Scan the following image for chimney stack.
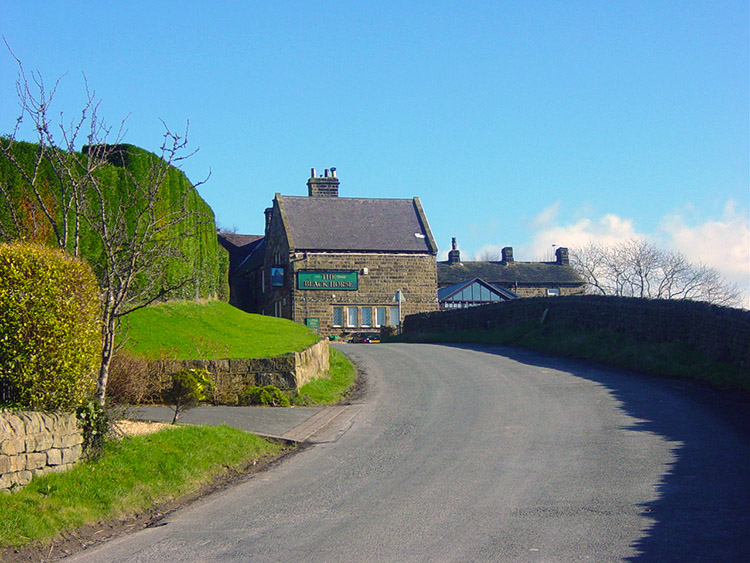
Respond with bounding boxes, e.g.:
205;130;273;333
264;207;273;234
307;167;340;197
555;247;569;265
448;237;461;264
502;247;514;263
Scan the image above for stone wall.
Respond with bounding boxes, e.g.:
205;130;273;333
0;411;83;493
404;295;750;370
150;338;330;404
290;253;438;336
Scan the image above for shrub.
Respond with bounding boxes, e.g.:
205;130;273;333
106;350;157;405
239;385;290;407
75;401;110;460
0;242;101;410
162;368;212;423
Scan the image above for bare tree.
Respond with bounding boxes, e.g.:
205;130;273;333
1;53;207;405
0;48;121;255
475;248;502;261
570;239;743;307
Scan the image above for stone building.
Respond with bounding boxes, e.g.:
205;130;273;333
225;169;439;336
437;238;585;308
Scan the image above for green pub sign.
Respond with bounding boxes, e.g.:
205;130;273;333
298;271;358;291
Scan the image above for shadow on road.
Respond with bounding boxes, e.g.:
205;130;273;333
441;343;750;561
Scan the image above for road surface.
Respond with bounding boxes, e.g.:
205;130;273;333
68;343;750;562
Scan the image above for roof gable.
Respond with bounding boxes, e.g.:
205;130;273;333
278;195;437;253
438;277;518;302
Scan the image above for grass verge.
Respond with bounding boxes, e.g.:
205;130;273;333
398;322;748;392
294;348;358;405
120;300;319;360
0;425;287;550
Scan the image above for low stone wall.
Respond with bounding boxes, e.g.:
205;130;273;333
150;338;330;404
0;411;83;493
404;295;750;370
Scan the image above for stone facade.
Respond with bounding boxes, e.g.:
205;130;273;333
0;411;83;493
232;170;439;336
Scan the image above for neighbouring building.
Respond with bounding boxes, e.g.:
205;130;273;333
437;238;585;308
225;168;439;336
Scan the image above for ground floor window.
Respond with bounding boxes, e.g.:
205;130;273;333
361;307;372;327
332;307;343;327
274;301;282;317
346;307;358;327
330;306;402;329
375;307;387;327
389;306;400;326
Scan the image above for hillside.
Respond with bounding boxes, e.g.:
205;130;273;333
0;140;228;301
120;300;320;360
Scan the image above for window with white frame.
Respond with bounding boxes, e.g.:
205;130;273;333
389;306;400;326
375;307;387;327
547;288;560;296
332;307;343;327
346;307;358;327
361;307;372;327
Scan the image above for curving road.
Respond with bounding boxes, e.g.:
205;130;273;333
68;343;750;562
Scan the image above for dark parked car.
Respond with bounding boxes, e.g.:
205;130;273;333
348;332;378;343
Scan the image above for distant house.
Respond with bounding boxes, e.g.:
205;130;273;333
224;169;439;335
437;238;584;308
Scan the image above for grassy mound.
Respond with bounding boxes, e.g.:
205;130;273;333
120;300;320;360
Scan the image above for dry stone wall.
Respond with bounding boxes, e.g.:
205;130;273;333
0;411;82;493
404;295;750;370
150;339;330;404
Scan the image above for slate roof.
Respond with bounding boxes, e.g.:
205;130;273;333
277;195;437;254
437;261;584;286
217;233;264;273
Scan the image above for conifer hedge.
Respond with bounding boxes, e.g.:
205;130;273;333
0;141;228;302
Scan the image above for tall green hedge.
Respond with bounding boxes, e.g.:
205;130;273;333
0;243;101;410
0;141;228;302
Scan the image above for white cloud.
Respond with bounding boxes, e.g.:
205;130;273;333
519;201;750;305
531;202;561;229
659;200;750;288
522;214;642;260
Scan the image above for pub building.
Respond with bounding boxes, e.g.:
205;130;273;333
222;168;439;336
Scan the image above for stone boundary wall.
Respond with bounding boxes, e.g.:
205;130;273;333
150;338;330;404
404;295;750;370
0;411;83;493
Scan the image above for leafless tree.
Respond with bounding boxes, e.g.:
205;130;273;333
475;248;502;261
1;51;207;405
570;239;743;307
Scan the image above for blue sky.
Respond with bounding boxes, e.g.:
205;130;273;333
1;1;748;298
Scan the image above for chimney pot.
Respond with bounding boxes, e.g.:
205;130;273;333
448;237;461;264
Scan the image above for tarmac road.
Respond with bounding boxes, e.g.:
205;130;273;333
67;343;750;562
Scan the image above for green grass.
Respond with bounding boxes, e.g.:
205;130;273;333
399;322;749;392
295;348;358;405
0;425;286;549
120;300;320;360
